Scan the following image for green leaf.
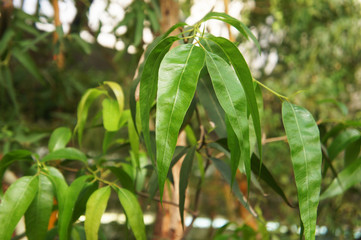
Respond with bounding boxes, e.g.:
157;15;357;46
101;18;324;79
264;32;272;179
48;127;72;152
200;12;260;52
210;157;256;217
0;30;15;55
250;154;293;207
58;175;90;240
197;75;227;138
102;98;121;132
139;36;179;163
25;175;54;240
205;50;250;188
225;116;242;179
282;101;322;240
207;35;262;163
179;146;195;227
12;48;43;83
41;147;87;163
128;116;140;166
71;181;99;223
114;187;146;240
0;176;39;240
327;129;360;160
85;186;111;240
103;81;124;119
0;149;33;181
320;157;361;200
156;44;205;199
134;10;145;46
74;88;107;145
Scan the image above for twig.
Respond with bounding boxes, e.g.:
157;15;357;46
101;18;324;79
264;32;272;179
136;191;198;217
262;135;287;144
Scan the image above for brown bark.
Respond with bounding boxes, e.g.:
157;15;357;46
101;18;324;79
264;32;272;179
52;0;65;69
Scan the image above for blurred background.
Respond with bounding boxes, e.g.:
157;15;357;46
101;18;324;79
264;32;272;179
1;0;361;239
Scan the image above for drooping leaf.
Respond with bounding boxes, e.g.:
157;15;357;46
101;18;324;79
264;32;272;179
0;149;33;181
282;101;322;240
327;129;360;161
102;98;121;132
0;30;15;55
0;176;39;240
74;88;107;145
139;36;179;163
200;12;260;52
156;44;205;199
207;35;262;163
25;174;54;240
85;186;111;240
205;50;250;188
41;147;87;163
210;157;256;217
179;146;195;227
114;187;146;240
134;10;145;46
320;157;361;200
197;75;227;138
58;175;90;240
251;154;293;207
48;127;72;152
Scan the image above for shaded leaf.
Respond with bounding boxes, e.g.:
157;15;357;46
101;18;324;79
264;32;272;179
206;50;250;187
48;127;72;152
344;138;361;167
114;187;146;240
282;101;322;240
108;166;135;192
85;186;111;240
320;157;361;200
156;44;205;199
197;75;227;138
41;147;87;163
25;175;54;240
179;146;195;227
0;176;39;240
251;154;293;207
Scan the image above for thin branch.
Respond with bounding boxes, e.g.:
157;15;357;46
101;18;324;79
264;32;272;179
262;135;288;144
136;191;198;217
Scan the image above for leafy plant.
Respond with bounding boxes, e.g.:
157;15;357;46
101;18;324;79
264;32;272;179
1;11;360;240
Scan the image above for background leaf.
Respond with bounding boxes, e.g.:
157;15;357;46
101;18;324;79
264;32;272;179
85;186;111;240
156;44;205;199
48;127;72;152
0;176;39;240
0;149;33;181
282;101;322;240
320;157;361;200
